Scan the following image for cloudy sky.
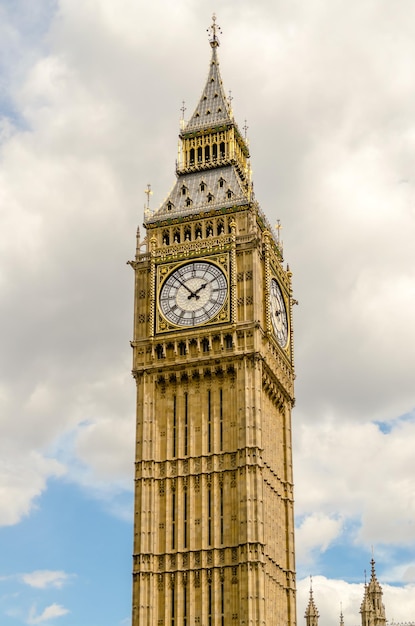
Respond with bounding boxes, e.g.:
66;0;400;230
1;1;415;625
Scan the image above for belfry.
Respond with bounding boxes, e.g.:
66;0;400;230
130;16;297;625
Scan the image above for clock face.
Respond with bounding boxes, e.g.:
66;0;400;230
159;261;228;327
270;278;289;347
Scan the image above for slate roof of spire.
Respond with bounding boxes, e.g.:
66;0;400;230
146;165;250;223
183;46;233;133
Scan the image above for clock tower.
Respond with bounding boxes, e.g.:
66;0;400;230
130;16;296;626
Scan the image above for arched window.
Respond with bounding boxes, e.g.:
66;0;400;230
184;226;191;241
212;144;218;161
189;148;195;165
186;197;192;207
162;230;170;245
197;147;202;163
205;145;210;162
207;193;213;203
200;181;206;192
195;224;202;239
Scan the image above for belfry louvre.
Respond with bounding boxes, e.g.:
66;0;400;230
129;16;296;626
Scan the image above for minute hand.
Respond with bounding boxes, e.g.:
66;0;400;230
176;278;197;298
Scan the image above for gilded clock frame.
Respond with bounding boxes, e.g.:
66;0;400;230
155;253;231;334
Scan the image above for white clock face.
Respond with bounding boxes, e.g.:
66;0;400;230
159;261;228;327
270;278;289;347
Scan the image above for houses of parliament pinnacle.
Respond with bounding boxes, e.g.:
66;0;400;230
129;15;392;626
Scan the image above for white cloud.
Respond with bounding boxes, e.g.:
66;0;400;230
294;416;415;546
0;449;64;526
296;514;343;566
27;603;69;625
21;570;71;590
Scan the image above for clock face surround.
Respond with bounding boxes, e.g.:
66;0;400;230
159;261;228;327
270;278;289;348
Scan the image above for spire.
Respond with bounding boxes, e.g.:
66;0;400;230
360;557;386;626
340;603;345;626
147;16;252;224
305;577;319;626
184;15;234;133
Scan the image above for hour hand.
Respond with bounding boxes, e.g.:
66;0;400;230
193;283;207;297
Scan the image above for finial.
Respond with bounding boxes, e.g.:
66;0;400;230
207;13;221;48
144;184;153;212
275;219;282;245
310;575;313;594
180;101;186;121
243;119;249;139
228;90;233;105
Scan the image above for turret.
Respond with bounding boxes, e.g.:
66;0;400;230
360;558;386;626
305;578;320;626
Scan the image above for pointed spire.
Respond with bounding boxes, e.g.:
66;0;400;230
340;602;345;626
360;557;386;626
183;15;241;135
305;577;319;626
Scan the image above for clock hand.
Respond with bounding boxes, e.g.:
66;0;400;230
192;282;207;296
176;277;197;297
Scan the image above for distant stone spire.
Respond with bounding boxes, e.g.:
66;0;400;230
360;557;386;626
340;603;345;626
305;577;319;626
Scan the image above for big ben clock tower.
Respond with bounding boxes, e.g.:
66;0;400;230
130;16;296;626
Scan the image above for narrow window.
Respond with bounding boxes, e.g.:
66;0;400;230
190;148;195;165
227;189;232;199
221;581;225;626
220;142;225;159
197;147;202;162
184;585;188;626
184;392;188;456
207;193;213;203
163;231;170;245
183;490;188;548
156;345;164;359
200;181;205;192
186;197;192;207
220;486;224;544
207;390;212;453
208;580;212;626
179;341;186;356
173;395;177;457
167;201;173;211
212;144;218;161
202;338;210;352
181;185;187;196
171;582;175;626
219;388;223;451
172;491;176;550
205;145;210;161
208;488;212;545
219;178;225;188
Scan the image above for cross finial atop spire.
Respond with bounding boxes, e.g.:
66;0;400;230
207;13;221;48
